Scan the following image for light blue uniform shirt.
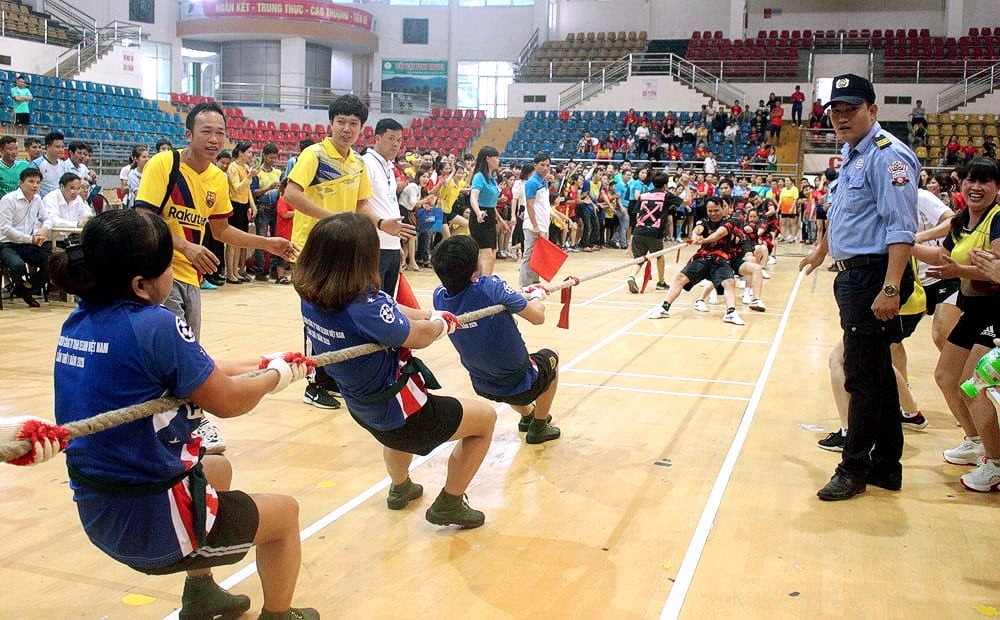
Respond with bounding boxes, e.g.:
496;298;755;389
827;121;919;260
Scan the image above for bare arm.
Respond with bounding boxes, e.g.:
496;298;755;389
516;298;545;325
189;366;280;418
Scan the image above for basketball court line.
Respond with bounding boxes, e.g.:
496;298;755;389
658;269;807;620
559;382;751;401
625;332;774;345
562;368;756;386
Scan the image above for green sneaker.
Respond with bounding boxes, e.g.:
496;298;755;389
258;607;320;620
525;419;561;445
518;413;553;432
387;478;423;510
425;491;485;529
179;575;252;620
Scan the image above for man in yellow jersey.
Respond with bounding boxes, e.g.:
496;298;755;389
285;94;414;409
136;101;297;453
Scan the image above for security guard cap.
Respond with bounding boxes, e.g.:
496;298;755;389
825;74;876;107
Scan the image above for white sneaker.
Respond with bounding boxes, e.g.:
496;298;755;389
761;269;771;279
741;289;753;305
736;277;746;290
961;457;1000;492
649;304;670;319
749;298;766;312
767;256;777;265
723;310;745;325
944;436;985;465
708;289;720;304
193;418;226;455
692;299;709;312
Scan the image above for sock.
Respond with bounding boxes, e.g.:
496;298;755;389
840;428;847;436
662;301;671;311
902;410;919;418
726;307;736;314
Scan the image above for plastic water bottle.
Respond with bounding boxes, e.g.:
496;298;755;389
961;347;1000;398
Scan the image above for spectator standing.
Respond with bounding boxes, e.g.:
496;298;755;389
224;141;257;284
519;153;551;289
634;121;651;158
769;101;785;144
251;143;283;281
23;137;42;162
0;135;29;195
799;74;919;501
790;85;806;127
909;99;927;128
11;75;32;136
29;131;65;196
362;118;410;296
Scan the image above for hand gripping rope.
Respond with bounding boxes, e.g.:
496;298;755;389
0;241;690;463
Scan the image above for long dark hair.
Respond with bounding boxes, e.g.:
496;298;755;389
951;156;1000;238
472;146;499;182
48;210;173;304
293;213;381;311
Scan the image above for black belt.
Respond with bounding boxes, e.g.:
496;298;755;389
833;254;887;272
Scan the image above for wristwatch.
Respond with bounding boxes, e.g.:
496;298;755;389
882;284;899;297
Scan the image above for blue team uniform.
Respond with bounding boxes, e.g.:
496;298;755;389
54;300;219;571
302;290;430;431
432;275;533;397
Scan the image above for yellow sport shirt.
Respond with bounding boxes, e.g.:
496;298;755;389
135;149;233;287
288;138;373;250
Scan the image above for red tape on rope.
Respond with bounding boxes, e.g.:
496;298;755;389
556;276;580;329
640;256;652;293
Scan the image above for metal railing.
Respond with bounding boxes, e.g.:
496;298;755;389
880;57;1000;85
556;52;746;110
935;62;1000;112
0;9;82;46
40;0;95;35
515;28;539;73
210;81;442;115
54;21;144;78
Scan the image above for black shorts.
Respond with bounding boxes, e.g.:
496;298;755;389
631;233;663;258
354;393;463;456
948;293;1000;349
14;112;29;126
922;278;960;316
815;206;827;220
681;258;734;290
469;208;498;249
780;213;796;219
229;200;251;233
473;349;559;407
891;312;923;344
139;490;259;575
444;209;459;223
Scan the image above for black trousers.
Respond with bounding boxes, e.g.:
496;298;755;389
0;242;50;290
833;259;912;478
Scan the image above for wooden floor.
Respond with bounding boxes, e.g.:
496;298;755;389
2;244;999;619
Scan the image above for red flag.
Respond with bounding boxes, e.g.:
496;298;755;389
396;274;420;310
640;257;652;293
529;236;569;282
556;276;579;329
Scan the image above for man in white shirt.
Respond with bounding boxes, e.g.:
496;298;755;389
362;118;415;296
43;171;93;244
519;152;552;289
29;131;65;197
0;167;50;306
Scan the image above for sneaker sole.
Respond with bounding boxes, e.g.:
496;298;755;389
518;414;552;433
425;511;485;529
944;454;981;466
179;598;252;620
627;279;639;294
960;478;1000;492
302;395;341;410
901;421;928;430
387;487;423;510
817;443;844;452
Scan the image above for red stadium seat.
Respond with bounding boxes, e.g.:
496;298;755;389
692;30;701;39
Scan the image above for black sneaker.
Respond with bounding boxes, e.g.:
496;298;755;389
526;419;561;444
817;430;845;452
387;478;423;510
303;384;340;409
655;281;669;291
425;491;485;529
900;410;928;430
518;413;552;432
257;608;320;620
179;575;252;620
255;273;269;282
17;287;40;308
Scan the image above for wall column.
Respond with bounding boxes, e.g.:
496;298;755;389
281;37;306;108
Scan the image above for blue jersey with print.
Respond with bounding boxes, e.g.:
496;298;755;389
432;275;533;396
54;300;216;570
302;291;421;430
471;171;499;208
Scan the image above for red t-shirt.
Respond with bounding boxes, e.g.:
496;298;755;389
276;196;294;240
791;91;806;103
770;106;784;126
730;105;743;118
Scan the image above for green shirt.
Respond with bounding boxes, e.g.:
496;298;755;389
0;159;28;195
11;86;31;114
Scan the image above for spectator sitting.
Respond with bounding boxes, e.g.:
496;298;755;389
577;131;596;154
962;141;978;164
944;135;961;165
713;106;729;133
682;120;697;144
623;108;638;131
694;141;709;162
0;167;50;306
911;123;928;147
724;120;739;142
43;172;93;245
125;146;150;209
730;99;744;122
695;123;709;143
667;144;684;162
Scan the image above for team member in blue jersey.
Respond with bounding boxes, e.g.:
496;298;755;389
431;234;561;444
50;209;317;620
294;212;497;529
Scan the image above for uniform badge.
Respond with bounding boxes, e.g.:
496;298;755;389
206;191;216;207
888;160;910;186
176;316;196;343
836;77;850;88
854;157;864;170
379;302;396;324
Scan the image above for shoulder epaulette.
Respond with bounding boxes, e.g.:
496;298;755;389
873;134;892;149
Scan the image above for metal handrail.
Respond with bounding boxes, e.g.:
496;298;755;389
556;52;745;110
40;0;95;35
935;62;1000;112
211;82;441;115
54;20;144;78
516;28;539;73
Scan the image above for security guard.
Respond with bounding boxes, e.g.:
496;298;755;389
800;74;919;501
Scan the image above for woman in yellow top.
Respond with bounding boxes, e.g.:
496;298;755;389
226;141;258;283
912;157;1000;484
435;160;466;240
776;177;799;243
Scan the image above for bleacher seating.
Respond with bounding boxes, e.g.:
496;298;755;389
920;112;999;166
0;0;80;47
517;31;648;81
395;108;484;156
1;70;184;160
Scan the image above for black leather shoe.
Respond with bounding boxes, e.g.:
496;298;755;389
866;468;902;491
817;473;866;501
19;289;40;308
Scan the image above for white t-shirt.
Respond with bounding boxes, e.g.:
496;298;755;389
522;173;550;234
42;188;93;240
361;149;400;250
915;187;953;285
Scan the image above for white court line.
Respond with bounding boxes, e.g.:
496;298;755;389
562;368;756;386
658;269;807;620
626;332;773;345
163;291;660;620
579;284;628;306
560;382;750;402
